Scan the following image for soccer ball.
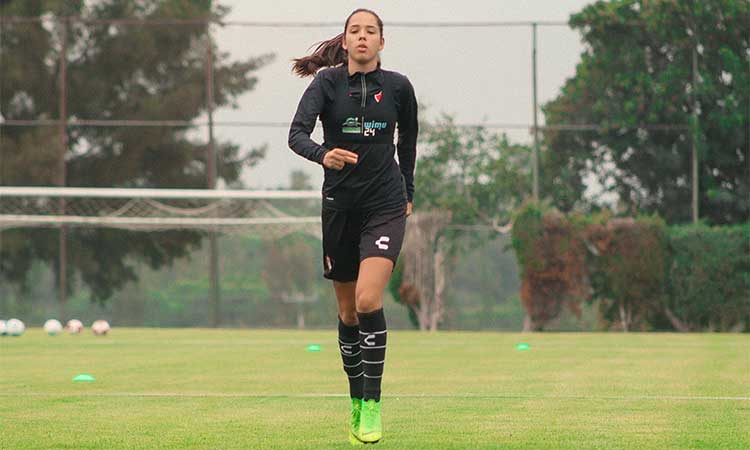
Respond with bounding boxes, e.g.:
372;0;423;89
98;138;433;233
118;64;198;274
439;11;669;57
7;318;25;336
44;319;63;336
66;319;84;334
0;320;7;336
91;320;110;336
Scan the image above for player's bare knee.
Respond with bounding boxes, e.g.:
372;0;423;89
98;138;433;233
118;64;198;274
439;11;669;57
338;308;358;326
355;290;382;313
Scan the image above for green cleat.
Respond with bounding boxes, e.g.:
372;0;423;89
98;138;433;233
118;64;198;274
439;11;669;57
348;397;364;445
358;399;383;444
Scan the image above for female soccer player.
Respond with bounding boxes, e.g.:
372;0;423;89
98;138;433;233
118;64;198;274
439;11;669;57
288;8;418;445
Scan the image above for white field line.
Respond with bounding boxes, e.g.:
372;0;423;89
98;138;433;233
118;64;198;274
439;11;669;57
0;393;748;401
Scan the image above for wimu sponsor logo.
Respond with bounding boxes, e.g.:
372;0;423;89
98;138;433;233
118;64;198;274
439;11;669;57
342;117;388;136
364;120;388;136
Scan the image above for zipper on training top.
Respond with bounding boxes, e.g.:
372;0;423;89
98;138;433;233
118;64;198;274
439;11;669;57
361;75;366;136
360;75;366;109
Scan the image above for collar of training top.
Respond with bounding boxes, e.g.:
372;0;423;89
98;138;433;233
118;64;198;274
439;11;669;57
347;66;382;80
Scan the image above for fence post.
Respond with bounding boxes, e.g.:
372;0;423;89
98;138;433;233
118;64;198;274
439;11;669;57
531;22;540;201
58;17;69;316
691;47;700;224
205;20;221;327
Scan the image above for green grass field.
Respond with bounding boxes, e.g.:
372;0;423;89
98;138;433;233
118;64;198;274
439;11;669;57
2;328;749;449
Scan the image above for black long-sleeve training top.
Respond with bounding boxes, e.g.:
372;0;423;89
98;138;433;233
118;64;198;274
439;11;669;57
288;66;418;212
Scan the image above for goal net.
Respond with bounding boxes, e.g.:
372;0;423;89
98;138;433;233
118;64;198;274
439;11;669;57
0;186;329;327
0;186;322;237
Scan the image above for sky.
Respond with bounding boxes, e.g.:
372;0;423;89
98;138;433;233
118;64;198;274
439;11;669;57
210;0;595;189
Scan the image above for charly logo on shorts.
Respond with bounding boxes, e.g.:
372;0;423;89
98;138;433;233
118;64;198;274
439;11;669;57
375;236;390;250
342;117;362;134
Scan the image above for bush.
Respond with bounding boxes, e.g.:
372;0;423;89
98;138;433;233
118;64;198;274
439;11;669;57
511;202;587;330
666;224;750;331
511;204;748;332
586;216;669;331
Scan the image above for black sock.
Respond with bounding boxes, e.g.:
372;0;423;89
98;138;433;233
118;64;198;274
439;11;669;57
358;308;387;402
338;317;364;399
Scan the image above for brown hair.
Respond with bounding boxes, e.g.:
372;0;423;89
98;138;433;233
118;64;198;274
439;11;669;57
292;9;383;77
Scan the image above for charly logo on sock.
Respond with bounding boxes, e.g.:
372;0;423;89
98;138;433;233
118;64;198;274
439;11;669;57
363;334;376;346
375;236;390;250
340;343;354;355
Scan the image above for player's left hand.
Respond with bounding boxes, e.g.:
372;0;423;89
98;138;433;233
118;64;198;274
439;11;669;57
406;202;413;217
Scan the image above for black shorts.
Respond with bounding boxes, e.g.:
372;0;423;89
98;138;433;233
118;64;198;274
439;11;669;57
321;206;407;282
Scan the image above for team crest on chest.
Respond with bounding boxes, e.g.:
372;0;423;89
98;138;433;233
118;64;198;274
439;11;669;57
374;91;383;103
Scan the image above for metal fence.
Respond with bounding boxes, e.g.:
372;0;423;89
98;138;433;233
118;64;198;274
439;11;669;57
0;15;697;198
0;16;702;326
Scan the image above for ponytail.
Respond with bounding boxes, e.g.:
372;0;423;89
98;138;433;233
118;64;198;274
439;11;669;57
292;33;347;78
292;9;384;78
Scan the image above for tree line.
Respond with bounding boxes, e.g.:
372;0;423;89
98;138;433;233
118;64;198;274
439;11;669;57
1;0;747;330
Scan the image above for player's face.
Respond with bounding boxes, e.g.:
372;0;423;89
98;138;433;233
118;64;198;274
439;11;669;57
342;12;384;66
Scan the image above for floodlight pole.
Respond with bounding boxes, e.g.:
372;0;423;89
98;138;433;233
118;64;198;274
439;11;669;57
58;18;69;316
206;21;221;327
531;22;540;201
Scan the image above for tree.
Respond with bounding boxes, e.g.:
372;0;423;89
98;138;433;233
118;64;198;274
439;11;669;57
261;233;319;329
390;115;531;329
0;0;273;302
288;169;312;191
542;0;749;225
415;114;531;229
396;210;451;331
260;171;321;328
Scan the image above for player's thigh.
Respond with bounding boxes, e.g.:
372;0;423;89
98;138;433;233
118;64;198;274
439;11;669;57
356;257;395;298
355;207;406;310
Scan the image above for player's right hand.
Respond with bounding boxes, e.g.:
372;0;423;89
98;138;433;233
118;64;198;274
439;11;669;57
323;148;358;170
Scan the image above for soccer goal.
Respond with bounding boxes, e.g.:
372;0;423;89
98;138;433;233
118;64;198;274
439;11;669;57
0;186;322;236
0;186;326;327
